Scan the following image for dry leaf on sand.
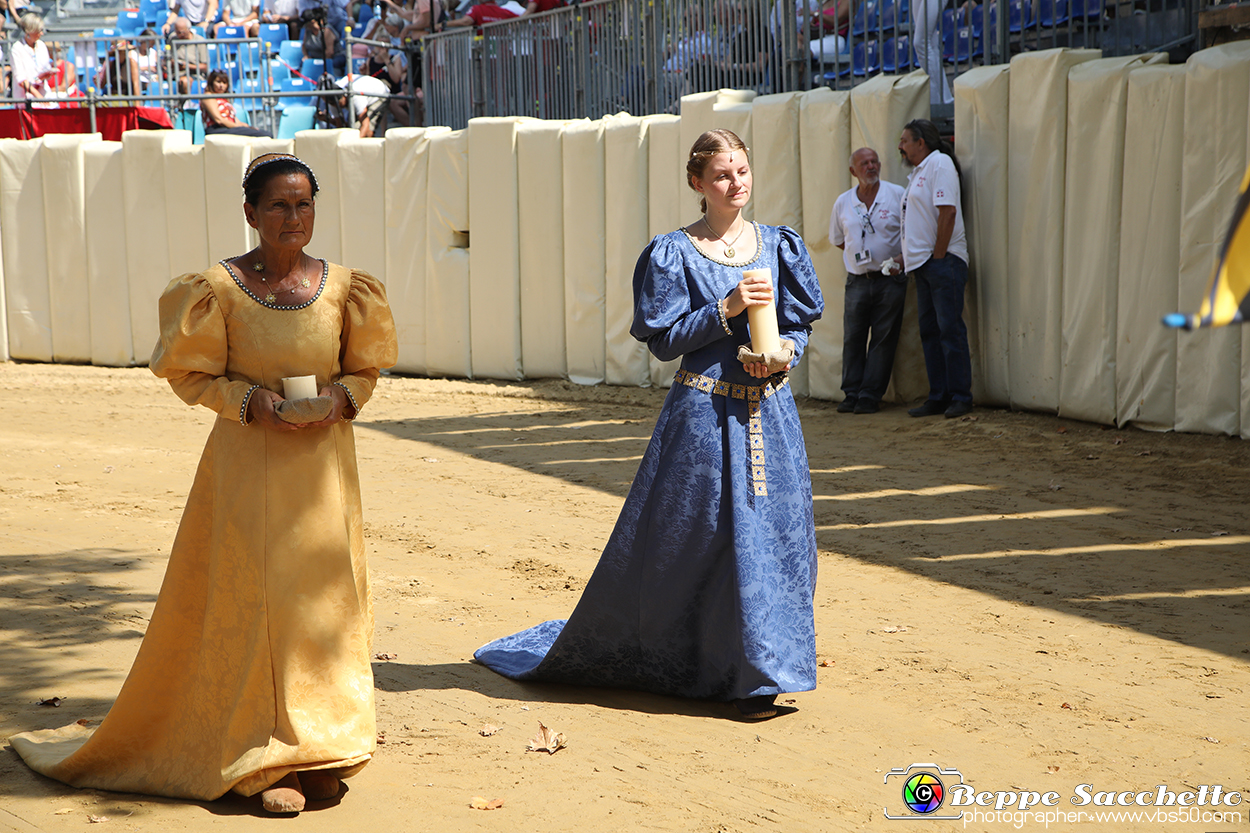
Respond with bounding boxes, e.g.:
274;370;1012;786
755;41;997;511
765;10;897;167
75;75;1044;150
37;696;64;707
87;815;110;823
526;721;566;754
479;724;500;737
374;652;398;661
52;809;74;815
1046;766;1060;774
470;796;505;810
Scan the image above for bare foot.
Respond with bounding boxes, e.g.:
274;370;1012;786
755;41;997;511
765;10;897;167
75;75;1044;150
297;770;341;801
261;772;305;814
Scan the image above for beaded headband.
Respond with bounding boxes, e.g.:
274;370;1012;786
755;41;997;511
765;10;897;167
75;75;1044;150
242;153;319;194
688;146;751;160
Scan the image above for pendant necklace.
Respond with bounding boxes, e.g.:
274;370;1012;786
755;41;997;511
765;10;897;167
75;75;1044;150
254;257;310;304
706;217;747;259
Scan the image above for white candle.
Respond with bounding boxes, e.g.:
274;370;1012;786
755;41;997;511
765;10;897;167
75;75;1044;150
282;375;318;401
743;268;781;354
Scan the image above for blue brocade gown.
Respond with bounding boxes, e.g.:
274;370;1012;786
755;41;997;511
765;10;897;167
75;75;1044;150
474;223;825;702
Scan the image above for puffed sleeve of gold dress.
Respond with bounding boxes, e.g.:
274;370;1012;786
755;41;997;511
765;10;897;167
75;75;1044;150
8;262;399;800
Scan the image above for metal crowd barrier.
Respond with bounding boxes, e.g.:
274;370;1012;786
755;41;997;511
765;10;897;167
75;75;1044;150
422;0;1201;130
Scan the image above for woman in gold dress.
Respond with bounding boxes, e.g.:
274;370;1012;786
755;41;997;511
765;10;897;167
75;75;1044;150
9;153;398;814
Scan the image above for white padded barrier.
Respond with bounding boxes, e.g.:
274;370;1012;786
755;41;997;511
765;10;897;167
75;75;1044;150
1175;43;1250;435
467;117;524;381
562;119;607;385
202;137;253;263
165;143;209;279
124;130;191;365
849;72;930;403
83;141;134;367
644;114;683;388
425;128;472;378
798;87;852;402
1116;65;1185;431
751;91;809;395
1;138;51;361
517;120;568;380
1006;48;1100;412
1059;54;1163;424
954;65;1010;406
295;128;354;266
41;134;97;363
338;136;387;281
386;127;447;375
604;114;653;387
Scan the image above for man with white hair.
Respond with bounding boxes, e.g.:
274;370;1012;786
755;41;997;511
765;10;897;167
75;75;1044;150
828;146;907;414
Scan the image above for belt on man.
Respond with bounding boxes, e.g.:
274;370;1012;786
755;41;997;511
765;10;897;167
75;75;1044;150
673;367;789;497
851;269;886;279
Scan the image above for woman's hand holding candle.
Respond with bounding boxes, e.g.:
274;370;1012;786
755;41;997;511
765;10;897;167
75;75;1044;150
725;271;774;319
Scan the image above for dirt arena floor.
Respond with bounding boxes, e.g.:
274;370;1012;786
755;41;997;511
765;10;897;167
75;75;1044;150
1;361;1247;833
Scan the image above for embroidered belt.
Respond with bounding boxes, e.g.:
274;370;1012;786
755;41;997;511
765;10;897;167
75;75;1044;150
674;367;789;497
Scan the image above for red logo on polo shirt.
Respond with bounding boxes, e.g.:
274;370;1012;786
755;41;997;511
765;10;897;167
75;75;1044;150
936;190;944;198
916;176;925;187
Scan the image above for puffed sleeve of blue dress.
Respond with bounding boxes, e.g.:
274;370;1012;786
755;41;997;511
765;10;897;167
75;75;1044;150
474;224;825;703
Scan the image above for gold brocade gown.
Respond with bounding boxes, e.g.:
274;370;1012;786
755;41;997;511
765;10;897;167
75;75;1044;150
9;261;398;800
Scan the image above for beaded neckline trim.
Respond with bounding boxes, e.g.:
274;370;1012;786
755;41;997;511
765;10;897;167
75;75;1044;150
222;257;328;310
680;221;763;267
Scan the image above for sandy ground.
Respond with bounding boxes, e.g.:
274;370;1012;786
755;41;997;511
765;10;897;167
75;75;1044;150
0;361;1247;833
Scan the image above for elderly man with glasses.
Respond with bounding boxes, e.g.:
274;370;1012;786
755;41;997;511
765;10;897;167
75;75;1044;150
828;146;907;415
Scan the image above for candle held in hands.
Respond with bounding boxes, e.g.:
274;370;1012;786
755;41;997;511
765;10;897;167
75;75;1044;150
281;375;318;401
742;268;781;354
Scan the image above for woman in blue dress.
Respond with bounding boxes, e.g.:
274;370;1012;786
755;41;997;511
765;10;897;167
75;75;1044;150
475;129;824;719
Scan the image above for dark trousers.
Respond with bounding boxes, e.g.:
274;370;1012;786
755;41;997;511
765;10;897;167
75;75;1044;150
912;253;972;404
841;270;908;404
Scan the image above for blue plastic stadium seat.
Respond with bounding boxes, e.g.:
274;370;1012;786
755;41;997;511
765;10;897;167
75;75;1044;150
881;35;912;72
277;104;317;138
93;27;120;57
238;76;262;109
849;1;877;37
267;58;291;85
280;76;316;107
1008;0;1032;32
116;10;144;34
236;41;262;74
356;2;374;26
259;23;287;52
822;40;880;80
300;57;325;79
218;24;245;52
140;0;166;25
278;39;303;66
943;22;973;62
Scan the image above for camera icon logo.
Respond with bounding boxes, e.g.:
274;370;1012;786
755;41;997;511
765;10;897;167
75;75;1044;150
883;763;966;820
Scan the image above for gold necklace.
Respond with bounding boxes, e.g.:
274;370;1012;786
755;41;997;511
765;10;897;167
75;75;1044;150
706;216;748;259
254;257;310;304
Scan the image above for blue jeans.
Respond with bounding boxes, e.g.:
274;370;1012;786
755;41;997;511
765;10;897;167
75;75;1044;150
912;254;972;404
842;271;908;404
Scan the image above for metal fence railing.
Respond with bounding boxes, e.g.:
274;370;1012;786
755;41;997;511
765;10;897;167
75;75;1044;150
424;0;1202;131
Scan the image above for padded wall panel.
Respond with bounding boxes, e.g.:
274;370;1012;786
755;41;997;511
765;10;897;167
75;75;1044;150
1006;48;1100;411
1059;54;1162;424
1;139;50;361
562;119;606;385
0;219;6;361
604;114;652;387
124;130;191;365
385;127;447;375
954;65;1010;405
425;128;472;378
517;120;567;380
645;114;683;387
1175;43;1250;434
467;117;524;380
41;134;97;363
83;142;134;366
1115;66;1184;431
203;137;252;263
849;70;929;188
164;143;209;279
250;138;295;156
338;136;387;281
295;128;353;266
850;72;929;403
798;87;851;401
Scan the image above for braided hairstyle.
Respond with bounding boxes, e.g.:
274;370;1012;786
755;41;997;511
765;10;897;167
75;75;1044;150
686;128;749;214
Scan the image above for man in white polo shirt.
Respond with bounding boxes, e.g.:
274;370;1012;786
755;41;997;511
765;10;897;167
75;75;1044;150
898;118;972;419
828;146;907;415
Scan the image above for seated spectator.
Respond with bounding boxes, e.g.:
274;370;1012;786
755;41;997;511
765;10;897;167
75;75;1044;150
301;9;337;62
169;17;210;94
10;13;56;106
2;0;31;34
444;0;523;29
135;29;162;89
163;0;219;35
214;0;260;37
363;26;410;124
95;39;141;101
334;72;389;137
260;0;302;40
200;69;271;135
684;0;772;93
44;43;84;106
